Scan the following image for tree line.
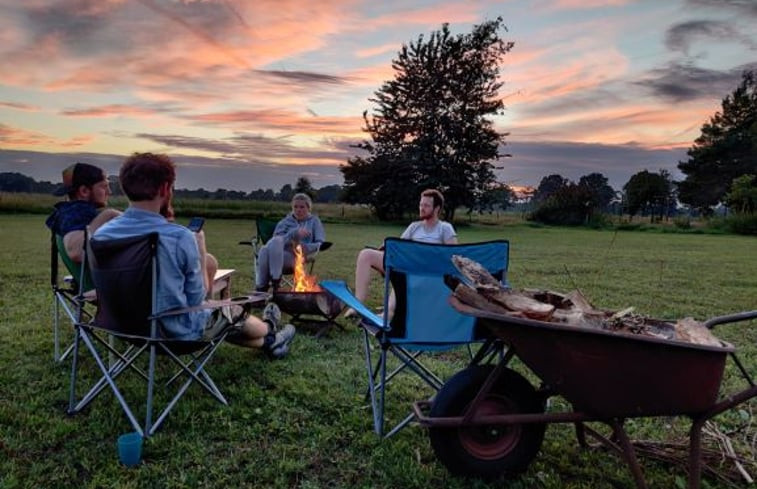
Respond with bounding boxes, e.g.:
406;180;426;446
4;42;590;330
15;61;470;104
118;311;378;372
0;173;343;204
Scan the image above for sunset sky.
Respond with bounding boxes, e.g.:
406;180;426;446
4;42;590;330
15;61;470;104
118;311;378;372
1;0;756;192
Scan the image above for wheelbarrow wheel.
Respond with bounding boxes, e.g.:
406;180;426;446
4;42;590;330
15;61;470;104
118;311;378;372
429;365;546;480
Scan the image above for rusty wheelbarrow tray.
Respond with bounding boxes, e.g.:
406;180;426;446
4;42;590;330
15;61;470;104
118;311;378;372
413;297;757;489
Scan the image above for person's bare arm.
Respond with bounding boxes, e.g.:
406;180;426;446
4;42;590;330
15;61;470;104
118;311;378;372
63;230;85;262
194;230;210;293
63;208;122;263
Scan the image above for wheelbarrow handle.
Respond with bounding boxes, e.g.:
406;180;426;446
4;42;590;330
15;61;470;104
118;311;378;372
704;310;757;329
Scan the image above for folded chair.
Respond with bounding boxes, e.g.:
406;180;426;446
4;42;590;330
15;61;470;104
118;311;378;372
238;217;332;289
50;230;96;362
67;232;266;437
320;238;509;438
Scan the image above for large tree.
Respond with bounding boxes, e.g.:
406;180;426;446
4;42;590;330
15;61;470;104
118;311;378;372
578;172;616;211
678;70;757;214
532;174;569;203
341;18;514;221
623;170;675;221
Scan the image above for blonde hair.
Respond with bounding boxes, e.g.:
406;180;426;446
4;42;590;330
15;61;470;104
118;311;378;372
292;193;312;209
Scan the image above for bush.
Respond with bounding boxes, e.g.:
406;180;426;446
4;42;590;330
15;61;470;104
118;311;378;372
724;213;757;235
673;216;692;229
528;185;595;226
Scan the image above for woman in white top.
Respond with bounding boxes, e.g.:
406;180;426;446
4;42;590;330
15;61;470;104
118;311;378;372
345;189;457;318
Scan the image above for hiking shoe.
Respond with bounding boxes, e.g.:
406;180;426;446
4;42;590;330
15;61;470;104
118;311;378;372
262;302;281;332
266;324;296;359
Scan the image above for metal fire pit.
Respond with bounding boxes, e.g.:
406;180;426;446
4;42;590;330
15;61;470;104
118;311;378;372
272;290;345;337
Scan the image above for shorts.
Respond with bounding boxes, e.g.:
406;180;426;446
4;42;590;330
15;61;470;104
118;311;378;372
202;304;247;340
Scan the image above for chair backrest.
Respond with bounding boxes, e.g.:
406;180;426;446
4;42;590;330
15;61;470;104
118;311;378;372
88;233;158;336
255;218;279;246
383;237;509;348
52;232;95;292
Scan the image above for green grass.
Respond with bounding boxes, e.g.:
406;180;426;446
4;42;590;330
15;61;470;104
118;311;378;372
2;214;757;488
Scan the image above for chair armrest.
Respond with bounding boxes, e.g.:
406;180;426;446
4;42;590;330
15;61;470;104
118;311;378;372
318;241;333;252
319;280;385;331
150;292;269;320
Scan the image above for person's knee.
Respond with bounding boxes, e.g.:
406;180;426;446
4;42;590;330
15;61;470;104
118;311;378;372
206;252;218;276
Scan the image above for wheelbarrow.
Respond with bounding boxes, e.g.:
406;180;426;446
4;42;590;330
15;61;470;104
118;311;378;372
412;297;757;489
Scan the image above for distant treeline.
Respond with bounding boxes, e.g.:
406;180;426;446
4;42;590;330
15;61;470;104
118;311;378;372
0;172;344;203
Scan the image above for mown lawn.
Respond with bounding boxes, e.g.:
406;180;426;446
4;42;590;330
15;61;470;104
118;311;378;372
1;213;756;489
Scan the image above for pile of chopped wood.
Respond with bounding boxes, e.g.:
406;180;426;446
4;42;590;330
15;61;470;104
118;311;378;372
450;255;721;346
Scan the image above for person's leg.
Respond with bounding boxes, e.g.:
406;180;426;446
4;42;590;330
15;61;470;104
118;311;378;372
267;236;286;284
227;303;295;358
345;248;385;318
255;244;271;290
355;248;385;302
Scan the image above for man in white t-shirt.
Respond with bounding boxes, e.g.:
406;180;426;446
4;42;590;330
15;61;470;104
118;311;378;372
345;189;457;318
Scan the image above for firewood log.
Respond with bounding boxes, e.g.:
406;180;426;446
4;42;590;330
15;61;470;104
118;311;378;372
480;288;556;320
452;255;502;290
674;317;722;346
452;282;511;315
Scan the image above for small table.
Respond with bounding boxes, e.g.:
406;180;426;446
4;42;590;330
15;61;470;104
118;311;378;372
212;269;235;299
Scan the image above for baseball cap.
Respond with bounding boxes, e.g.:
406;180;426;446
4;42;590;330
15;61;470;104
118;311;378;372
53;162;105;196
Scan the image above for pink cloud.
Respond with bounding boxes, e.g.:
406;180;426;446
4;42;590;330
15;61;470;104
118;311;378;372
60;104;159;118
368;3;480;28
0;123;93;148
188;108;363;136
355;43;400;59
0;101;40;111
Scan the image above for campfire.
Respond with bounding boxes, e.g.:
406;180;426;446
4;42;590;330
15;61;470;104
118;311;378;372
272;244;344;336
292;244;321;292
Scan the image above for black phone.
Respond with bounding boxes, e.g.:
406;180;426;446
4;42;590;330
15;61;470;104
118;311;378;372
187;217;205;232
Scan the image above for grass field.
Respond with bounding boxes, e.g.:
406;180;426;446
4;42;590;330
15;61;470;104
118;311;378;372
1;213;756;488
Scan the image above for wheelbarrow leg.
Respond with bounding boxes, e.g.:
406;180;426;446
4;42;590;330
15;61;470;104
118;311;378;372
610;419;648;489
687;417;705;489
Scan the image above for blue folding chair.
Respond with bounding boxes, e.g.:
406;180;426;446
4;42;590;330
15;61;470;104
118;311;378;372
321;237;509;437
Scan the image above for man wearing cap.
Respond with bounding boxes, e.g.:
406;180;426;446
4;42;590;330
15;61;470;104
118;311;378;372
45;162;121;263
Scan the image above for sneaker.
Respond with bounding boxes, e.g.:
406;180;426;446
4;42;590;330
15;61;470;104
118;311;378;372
266;324;296;359
262;302;281;332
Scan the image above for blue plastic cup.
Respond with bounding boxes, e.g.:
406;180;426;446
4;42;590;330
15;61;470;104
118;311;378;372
117;432;143;467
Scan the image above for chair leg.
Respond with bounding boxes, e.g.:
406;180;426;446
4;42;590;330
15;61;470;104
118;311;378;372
145;343;157;436
67;326;82;414
78;328;145;436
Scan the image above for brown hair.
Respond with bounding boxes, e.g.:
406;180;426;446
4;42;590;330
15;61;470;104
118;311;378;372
119;152;176;201
421;188;444;211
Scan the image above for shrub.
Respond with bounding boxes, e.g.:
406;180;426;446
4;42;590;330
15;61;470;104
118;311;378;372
724;213;757;235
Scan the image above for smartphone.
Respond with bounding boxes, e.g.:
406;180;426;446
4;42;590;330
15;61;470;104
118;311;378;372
187;217;205;232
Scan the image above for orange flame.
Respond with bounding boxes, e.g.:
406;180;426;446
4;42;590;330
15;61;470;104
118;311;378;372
293;244;321;292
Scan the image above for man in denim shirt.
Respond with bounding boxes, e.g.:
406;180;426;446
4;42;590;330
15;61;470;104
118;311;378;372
95;152;295;358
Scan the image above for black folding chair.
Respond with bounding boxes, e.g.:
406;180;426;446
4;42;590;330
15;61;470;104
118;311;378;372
67;232;266;436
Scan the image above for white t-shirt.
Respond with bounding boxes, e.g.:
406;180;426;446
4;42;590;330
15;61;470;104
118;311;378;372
400;220;456;244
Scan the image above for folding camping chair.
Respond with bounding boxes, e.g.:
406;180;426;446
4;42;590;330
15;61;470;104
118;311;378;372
67;232;266;437
50;230;96;362
238;217;332;290
320;238;509;438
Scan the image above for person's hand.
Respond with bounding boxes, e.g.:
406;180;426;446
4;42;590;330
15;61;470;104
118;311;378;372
296;227;311;239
